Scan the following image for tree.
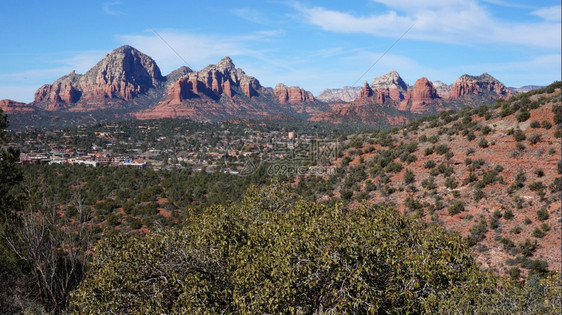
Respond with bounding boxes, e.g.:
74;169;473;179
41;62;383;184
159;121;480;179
1;109;92;312
72;184;511;314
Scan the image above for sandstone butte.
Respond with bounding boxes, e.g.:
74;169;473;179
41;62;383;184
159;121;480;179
3;45;519;127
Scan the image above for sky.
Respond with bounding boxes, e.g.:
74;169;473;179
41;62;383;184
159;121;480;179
0;0;560;102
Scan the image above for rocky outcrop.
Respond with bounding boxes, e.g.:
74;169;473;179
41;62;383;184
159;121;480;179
138;56;322;121
370;71;408;102
358;81;374;100
399;77;440;113
273;83;315;104
432;81;450;97
316;86;362;103
34;45;165;109
0;99;36;114
448;73;512;100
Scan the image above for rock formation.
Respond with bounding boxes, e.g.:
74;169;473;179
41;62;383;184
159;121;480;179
316;86;362;103
448;73;512;100
370;71;409;102
273;83;315;104
34;45;165;109
0;99;36;114
399;77;441;113
432;81;451;97
358;81;374;99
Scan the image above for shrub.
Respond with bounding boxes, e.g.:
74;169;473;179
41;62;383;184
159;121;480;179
532;227;546;238
510;226;521;234
478;138;489;148
541;120;552;129
404;169;415;184
513;129;526;142
448;201;465;215
528;134;541;145
519;239;537;257
70;185;497;314
536;208;549;221
516;111;530;122
445;177;458;189
528;181;545;191
424;160;436;169
529;121;540;128
434;144;450;155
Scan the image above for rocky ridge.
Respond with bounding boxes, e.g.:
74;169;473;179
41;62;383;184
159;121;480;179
0;99;37;114
312;71;513;125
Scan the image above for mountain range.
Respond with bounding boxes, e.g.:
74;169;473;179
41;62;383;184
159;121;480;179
0;45;531;129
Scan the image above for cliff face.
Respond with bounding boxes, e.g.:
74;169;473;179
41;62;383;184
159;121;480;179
137;57;321;120
370;70;409;103
0;99;37;114
311;72;513;125
34;45;165;110
21;45;517;128
316;86;362;103
273;83;315;105
448;73;512;100
399;77;441;113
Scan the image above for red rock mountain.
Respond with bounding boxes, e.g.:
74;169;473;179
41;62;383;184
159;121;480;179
34;45;165;111
28;46;320;121
3;46;519;129
136;56;322;120
0;99;37;114
312;72;513;125
399;77;444;113
448;73;512;100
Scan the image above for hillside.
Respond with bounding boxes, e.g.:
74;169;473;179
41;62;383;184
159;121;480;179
304;82;561;276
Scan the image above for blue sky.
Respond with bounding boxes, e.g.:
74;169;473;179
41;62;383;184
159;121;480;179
0;0;560;102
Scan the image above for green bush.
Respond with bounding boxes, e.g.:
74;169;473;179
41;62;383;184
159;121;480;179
536;208;549;221
516;111;530;122
448;201;465;215
71;185;496;314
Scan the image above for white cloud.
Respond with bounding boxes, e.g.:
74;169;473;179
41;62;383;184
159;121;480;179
55;50;108;74
295;1;561;49
115;30;276;74
103;2;124;15
531;5;561;22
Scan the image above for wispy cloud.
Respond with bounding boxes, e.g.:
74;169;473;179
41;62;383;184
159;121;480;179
294;1;561;50
115;29;279;74
531;5;561;22
103;2;124;15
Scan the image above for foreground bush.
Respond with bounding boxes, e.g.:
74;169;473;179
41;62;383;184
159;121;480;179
71;185;560;314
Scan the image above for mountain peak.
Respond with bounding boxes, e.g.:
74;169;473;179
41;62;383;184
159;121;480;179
449;73;511;99
371;71;408;92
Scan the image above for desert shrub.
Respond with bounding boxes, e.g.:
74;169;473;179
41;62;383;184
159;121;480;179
448;201;465;215
516;111;530;122
71;185;500;314
536;208;549;221
530;121;540;128
541;120;552;129
424;160;436;169
528;134;541;145
478;138;489;148
503;209;514;220
532;227;546;238
434;144;450;155
404;169;415;184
